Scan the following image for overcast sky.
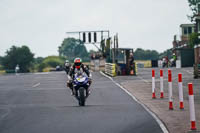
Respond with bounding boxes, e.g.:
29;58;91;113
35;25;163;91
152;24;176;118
0;0;191;57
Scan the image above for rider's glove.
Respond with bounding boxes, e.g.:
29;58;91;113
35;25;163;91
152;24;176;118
68;75;72;81
88;76;92;85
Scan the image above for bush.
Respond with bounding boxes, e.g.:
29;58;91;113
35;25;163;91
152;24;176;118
0;70;5;75
43;67;54;72
0;65;3;70
37;56;64;72
38;63;47;72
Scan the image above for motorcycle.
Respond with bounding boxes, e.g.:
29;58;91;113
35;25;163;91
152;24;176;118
73;72;90;106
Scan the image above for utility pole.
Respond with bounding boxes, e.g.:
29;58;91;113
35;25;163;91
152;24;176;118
112;36;116;63
116;33;119;63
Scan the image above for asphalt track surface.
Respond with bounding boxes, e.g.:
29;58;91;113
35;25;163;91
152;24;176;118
0;72;162;133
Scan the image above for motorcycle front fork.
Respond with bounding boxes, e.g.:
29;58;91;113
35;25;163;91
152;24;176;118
73;88;90;97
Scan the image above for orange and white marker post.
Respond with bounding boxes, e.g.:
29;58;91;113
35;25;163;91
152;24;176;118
178;73;184;109
152;69;156;99
160;69;164;98
188;83;196;130
168;69;173;110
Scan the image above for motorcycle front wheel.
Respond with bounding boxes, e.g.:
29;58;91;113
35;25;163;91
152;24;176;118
78;87;85;106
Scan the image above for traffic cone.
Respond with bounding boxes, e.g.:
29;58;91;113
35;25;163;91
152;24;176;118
130;70;134;75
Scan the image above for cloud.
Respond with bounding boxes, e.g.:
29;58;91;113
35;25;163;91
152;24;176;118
0;0;192;57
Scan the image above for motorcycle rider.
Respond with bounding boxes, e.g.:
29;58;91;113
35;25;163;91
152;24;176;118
64;60;70;74
171;53;177;67
67;58;92;96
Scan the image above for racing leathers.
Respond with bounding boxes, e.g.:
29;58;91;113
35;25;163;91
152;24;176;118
64;62;70;74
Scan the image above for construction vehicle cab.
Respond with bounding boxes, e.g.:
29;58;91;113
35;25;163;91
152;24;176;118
113;48;136;75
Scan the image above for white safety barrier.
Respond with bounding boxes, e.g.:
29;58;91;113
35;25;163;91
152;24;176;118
176;60;181;68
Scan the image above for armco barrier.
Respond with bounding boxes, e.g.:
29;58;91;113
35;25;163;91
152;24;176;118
135;62;138;75
0;70;5;75
105;63;116;77
135;60;152;68
5;69;15;73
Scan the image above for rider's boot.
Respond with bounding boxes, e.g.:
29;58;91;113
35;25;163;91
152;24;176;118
70;90;75;96
70;87;76;96
67;81;75;96
72;88;76;96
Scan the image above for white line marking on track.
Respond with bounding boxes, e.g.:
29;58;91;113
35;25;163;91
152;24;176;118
137;76;150;83
184;70;193;74
32;83;40;88
0;108;10;120
100;71;169;133
34;72;50;75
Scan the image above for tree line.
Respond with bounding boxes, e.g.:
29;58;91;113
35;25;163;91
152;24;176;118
134;48;172;60
0;37;171;73
0;38;91;73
